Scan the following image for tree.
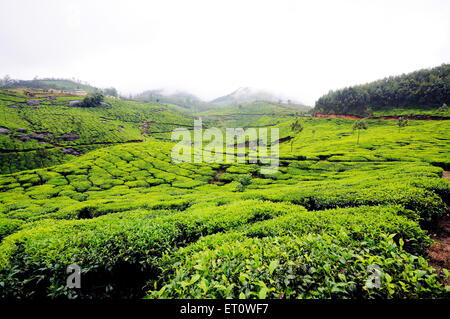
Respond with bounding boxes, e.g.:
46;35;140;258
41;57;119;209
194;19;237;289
290;118;304;152
103;87;118;97
1;75;11;86
397;117;408;131
80;92;104;107
352;119;368;144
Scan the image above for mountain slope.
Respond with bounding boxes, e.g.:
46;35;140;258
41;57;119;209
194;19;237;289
0;89;193;174
211;87;307;109
0;78;99;93
134;89;211;111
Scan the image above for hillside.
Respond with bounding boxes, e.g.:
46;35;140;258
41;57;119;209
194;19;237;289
0;89;193;174
314;64;450;116
133;89;211;111
0;78;100;94
211;87;308;110
134;87;310;113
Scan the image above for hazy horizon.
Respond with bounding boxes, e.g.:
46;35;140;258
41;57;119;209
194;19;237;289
1;0;449;105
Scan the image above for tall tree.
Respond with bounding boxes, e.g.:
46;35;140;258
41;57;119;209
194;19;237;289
352;120;368;144
397;117;408;131
290;118;304;152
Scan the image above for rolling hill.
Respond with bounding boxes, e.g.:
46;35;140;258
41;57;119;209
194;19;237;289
0;89;193;174
133;89;210;111
0;78;100;93
211;87;309;111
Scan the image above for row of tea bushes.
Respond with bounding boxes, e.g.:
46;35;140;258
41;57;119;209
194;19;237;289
0;200;299;298
148;205;447;299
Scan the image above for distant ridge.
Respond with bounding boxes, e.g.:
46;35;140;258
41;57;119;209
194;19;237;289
210;87;305;107
133;89;209;110
0;77;99;93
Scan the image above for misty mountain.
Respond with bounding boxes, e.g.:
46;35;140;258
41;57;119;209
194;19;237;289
133;89;210;110
210;87;308;110
314;63;450;116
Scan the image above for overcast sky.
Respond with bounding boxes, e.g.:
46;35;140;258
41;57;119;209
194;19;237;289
1;0;449;105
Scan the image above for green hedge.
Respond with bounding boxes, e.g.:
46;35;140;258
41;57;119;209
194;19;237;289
0;200;299;298
148;233;448;299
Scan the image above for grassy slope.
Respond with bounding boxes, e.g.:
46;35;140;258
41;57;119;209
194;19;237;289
278;118;450;169
0;90;193;174
372;107;450;118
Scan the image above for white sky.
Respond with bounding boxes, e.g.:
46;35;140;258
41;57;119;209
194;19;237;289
0;0;449;105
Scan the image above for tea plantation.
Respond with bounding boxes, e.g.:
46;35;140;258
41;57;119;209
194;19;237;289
0;90;449;299
0;89;193;174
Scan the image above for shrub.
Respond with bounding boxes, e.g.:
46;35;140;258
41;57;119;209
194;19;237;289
0;200;301;298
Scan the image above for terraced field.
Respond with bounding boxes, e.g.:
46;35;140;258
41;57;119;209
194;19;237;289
0;89;193;174
0;94;449;299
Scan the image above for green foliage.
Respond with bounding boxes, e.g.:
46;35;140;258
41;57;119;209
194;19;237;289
290;118;304;133
0;200;297;298
398;117;408;131
79;93;104;108
0;218;23;241
235;174;252;192
149;232;444;299
315;64;450;115
352;119;368;144
0;89;194;174
290;118;304;152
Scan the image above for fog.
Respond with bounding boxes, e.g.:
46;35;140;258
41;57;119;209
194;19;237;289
0;0;449;105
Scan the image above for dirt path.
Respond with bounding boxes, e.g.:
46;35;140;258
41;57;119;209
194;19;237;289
140;120;149;142
443;171;450;181
426;171;450;285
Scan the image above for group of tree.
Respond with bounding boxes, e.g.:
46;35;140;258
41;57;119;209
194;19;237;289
79;93;104;107
103;87;118;97
314;64;449;115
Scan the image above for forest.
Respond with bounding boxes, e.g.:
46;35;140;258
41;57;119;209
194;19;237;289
314;64;449;116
